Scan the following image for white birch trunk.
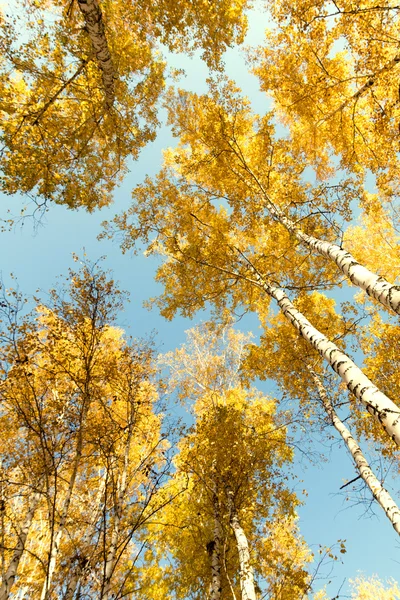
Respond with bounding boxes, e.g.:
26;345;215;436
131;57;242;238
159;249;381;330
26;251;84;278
63;472;107;600
101;423;135;600
63;562;88;600
40;433;84;600
252;272;400;445
77;0;115;108
264;198;400;315
308;366;400;536
209;493;222;600
14;586;29;599
227;490;256;600
0;489;42;600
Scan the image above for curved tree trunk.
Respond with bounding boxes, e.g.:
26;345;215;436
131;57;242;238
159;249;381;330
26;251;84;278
77;0;115;108
227;489;256;600
308;366;400;536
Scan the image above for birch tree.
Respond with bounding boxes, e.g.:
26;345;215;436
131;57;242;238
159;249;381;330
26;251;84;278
307;366;400;536
0;262;168;599
162;84;400;315
242;298;400;538
252;0;400;208
347;313;400;465
138;325;311;600
105;85;400;444
0;0;250;210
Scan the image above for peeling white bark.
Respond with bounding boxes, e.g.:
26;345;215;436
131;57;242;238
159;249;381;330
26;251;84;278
308;366;400;536
0;488;42;600
267;202;400;315
249;269;400;445
77;0;115;108
227;490;256;600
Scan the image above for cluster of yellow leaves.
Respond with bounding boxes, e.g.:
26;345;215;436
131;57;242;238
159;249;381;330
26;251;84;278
316;576;400;600
0;264;166;598
252;0;400;202
135;325;312;599
165;392;309;597
256;517;311;600
107;80;349;324
350;576;400;600
0;0;251;209
344;193;400;301
162;321;252;405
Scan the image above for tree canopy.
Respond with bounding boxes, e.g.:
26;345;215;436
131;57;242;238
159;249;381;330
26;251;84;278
0;0;400;597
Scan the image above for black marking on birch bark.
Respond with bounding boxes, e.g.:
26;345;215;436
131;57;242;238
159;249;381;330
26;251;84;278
341;365;353;377
388;285;400;310
346;380;356;393
359;386;377;400
77;0;115;108
328;348;342;361
334;360;347;373
348;263;360;282
365;402;380;416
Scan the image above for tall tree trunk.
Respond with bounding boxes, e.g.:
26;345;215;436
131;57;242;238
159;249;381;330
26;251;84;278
63;472;107;600
40;431;85;600
209;492;222;600
308;366;400;536
77;0;115;108
100;470;121;600
235;154;400;314
0;488;42;600
227;489;256;600
245;264;400;445
100;421;135;600
284;219;400;316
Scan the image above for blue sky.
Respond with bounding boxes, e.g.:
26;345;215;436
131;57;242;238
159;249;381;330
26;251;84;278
0;3;399;597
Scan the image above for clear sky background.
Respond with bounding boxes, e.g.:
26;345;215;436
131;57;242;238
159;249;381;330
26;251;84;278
0;4;399;597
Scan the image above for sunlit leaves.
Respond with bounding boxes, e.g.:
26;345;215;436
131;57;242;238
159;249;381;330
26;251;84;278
252;0;400;201
0;0;251;209
0;263;166;598
140;325;311;599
